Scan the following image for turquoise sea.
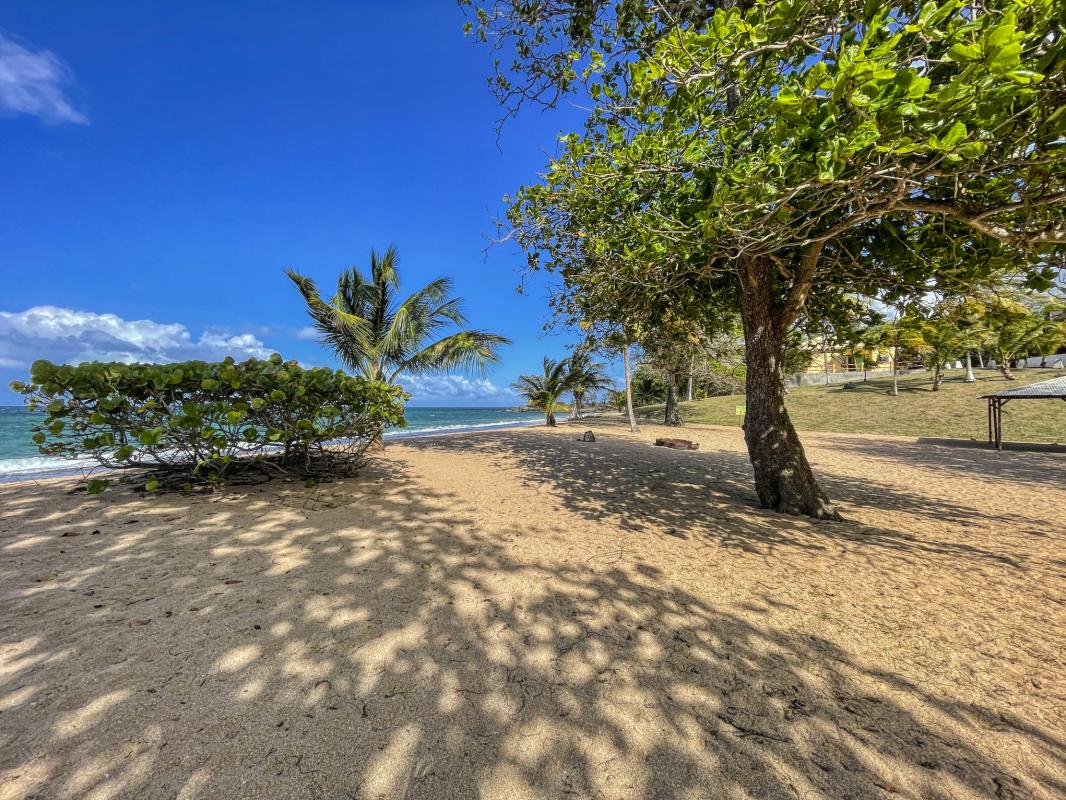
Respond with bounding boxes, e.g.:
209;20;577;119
0;405;546;483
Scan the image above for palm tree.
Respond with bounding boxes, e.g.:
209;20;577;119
287;247;510;383
511;357;573;426
566;348;613;419
983;295;1066;380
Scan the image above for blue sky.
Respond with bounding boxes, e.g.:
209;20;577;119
0;1;596;405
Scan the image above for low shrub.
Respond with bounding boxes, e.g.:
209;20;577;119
10;354;407;492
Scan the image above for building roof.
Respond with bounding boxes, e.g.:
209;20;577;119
981;375;1066;399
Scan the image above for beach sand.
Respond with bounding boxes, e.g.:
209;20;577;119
1;418;1063;800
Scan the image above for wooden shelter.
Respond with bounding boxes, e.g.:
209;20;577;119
980;376;1066;450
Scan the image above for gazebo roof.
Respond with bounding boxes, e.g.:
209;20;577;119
980;375;1066;399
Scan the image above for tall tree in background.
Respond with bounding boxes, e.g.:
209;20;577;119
566;347;613;419
512;356;574;426
466;0;1064;519
287;247;510;384
982;294;1066;378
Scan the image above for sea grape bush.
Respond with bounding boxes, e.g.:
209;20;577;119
10;354;406;491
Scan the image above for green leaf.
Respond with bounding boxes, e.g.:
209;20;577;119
988;42;1022;75
1006;69;1043;84
87;479;109;495
941;121;967;149
775;87;803;107
946;42;979;62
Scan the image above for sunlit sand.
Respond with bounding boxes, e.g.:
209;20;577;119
1;419;1063;799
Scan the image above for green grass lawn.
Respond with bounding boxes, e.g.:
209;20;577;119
637;368;1066;443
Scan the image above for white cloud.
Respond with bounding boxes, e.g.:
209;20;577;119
398;373;514;402
0;306;273;369
0;32;88;125
295;326;320;341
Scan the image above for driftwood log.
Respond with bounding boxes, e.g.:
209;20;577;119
654;438;699;451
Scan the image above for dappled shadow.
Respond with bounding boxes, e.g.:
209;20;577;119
0;443;1063;799
824;372;1010;396
824;435;1066;488
403;419;1037;570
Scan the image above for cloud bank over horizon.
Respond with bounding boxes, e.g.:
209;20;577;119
0;306;516;405
0;31;88;125
0;306;272;368
397;373;515;405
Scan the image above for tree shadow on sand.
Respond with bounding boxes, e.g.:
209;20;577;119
821;434;1066;488
0;452;1062;799
403;421;1040;570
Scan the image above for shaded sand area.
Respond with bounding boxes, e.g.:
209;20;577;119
1;419;1064;800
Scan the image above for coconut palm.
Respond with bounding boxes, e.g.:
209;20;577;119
511;357;573;426
566;348;613;419
287;247;510;384
983;295;1066;379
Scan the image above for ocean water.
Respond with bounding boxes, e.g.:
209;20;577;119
0;405;546;482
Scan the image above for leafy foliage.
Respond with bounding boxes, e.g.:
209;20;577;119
469;0;1064;517
9;355;407;492
287;247;510;385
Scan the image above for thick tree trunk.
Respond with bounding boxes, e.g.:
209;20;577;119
546;409;557;427
572;391;584;420
623;345;640;433
738;259;841;520
664;372;683;426
965;351;976;383
932;362;942;390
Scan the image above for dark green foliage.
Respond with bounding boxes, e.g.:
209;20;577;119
10;354;407;491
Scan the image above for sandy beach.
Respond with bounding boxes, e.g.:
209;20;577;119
1;418;1064;800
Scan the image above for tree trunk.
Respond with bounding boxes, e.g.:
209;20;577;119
965;351;975;382
622;345;640;433
976;349;985;368
545;409;557;427
572;391;583;420
664;372;683;426
738;258;840;520
1000;362;1016;380
821;334;831;385
890;338;900;396
932;362;942;390
686;356;695;401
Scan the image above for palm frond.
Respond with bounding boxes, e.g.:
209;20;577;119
287;268;375;376
395;330;511;381
290;247;510;386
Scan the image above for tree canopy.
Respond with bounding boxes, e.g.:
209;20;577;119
468;0;1064;518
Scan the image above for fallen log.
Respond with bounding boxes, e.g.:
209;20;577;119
654;438;699;451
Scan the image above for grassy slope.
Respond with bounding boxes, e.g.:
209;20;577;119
637;368;1066;443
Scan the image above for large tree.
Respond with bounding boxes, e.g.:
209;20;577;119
466;0;1064;518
